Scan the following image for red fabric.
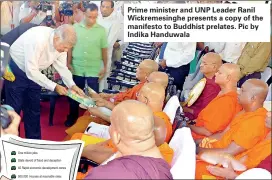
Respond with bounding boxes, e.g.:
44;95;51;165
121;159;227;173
19;97;84;141
184;77;221;120
257;154;272;173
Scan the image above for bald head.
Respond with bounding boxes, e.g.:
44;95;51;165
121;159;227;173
147;72;169;89
215;63;241;86
200;52;222;77
110;100;155;150
136;59;159;81
238;79;269;110
138;83;165;112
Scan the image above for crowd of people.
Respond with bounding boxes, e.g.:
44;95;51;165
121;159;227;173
1;0;271;179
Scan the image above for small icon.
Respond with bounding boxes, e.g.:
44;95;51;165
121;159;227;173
11;174;16;179
11;151;16;155
11;166;16;170
11;158;16;163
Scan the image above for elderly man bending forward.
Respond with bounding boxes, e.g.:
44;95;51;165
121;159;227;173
5;24;84;139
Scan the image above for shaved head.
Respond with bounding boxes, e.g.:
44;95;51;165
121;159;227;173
238;79;269;111
136;59;159;81
200;52;222;77
203;52;222;68
137;83;165;112
215;63;241;86
140;59;159;74
109;100;156;152
147;72;169;89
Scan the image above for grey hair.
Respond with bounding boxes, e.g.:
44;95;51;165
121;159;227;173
54;24;77;46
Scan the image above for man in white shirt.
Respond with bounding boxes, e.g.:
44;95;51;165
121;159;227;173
157;42;197;91
4;24;84;140
112;3;127;65
218;42;246;64
97;0;121;91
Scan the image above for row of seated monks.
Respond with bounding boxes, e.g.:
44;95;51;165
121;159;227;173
64;54;271;179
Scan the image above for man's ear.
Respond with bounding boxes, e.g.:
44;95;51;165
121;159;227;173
251;95;257;102
112;131;121;146
226;74;231;82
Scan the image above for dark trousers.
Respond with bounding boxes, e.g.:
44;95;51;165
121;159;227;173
68;75;99;120
238;72;261;88
167;63;190;91
5;60;41;139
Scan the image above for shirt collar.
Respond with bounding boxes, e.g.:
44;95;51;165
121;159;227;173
79;21;99;28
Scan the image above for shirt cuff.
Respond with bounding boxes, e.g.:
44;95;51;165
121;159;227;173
47;81;57;92
66;81;76;89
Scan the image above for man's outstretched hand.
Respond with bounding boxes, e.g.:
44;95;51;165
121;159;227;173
71;85;85;96
55;84;68;95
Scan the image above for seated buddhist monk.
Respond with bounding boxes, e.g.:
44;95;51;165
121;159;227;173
73;82;172;157
147;71;169;89
89;71;169;120
91;59;159;102
183;52;222;120
195;79;270;179
189;63;243;140
83;100;173;179
75;114;174;180
72;83;173;179
64;72;169;141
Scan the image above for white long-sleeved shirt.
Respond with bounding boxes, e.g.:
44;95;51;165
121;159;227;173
10;26;75;91
164;42;197;68
97;11;121;55
219;42;246;64
204;42;225;53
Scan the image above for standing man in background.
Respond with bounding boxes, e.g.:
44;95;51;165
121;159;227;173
66;3;108;127
112;2;126;66
1;1;23;36
19;1;47;25
237;42;271;87
157;42;196;91
97;0;121;91
5;24;84;139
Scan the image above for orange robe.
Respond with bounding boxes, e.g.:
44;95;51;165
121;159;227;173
113;82;145;104
192;91;242;140
65;115;110;137
235;137;271;169
154;111;173;143
65;82;145;137
195;108;269;179
196;138;271;179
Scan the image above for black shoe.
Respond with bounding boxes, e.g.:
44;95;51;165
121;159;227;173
64;115;76;127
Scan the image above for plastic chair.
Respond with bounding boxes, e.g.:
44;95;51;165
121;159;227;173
163;95;181;124
169;128;196;179
236;168;271;179
261;67;272;83
266;84;271;101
